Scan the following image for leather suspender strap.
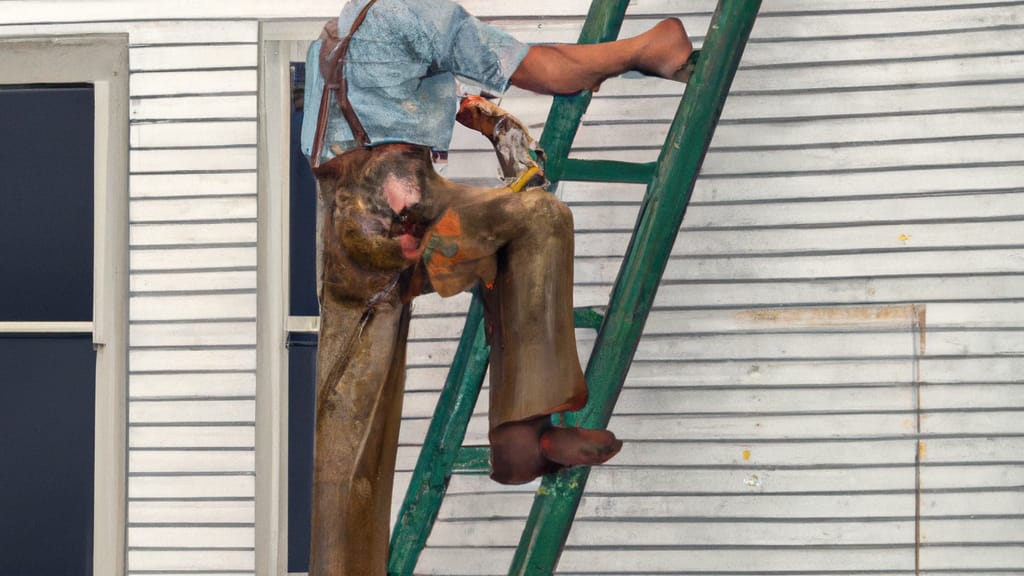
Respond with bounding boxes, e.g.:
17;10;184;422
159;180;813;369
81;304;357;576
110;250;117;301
310;0;379;168
333;0;378;145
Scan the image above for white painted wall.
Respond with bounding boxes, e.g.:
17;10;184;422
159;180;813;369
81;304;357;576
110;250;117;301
2;0;1022;574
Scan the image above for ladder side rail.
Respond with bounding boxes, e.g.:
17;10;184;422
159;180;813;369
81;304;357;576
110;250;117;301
389;3;632;572
539;0;630;183
387;292;491;576
508;2;763;573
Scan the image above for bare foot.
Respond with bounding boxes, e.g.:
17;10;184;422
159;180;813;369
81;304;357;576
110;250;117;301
633;18;695;82
539;427;623;468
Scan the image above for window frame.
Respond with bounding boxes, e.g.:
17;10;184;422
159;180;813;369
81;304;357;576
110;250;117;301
258;20;325;576
0;34;129;576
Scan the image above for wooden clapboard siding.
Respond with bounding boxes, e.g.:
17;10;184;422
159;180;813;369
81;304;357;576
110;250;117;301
401;2;1024;575
1;1;1020;575
0;8;262;569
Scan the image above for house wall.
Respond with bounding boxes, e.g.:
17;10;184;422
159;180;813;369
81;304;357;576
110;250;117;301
1;0;1021;575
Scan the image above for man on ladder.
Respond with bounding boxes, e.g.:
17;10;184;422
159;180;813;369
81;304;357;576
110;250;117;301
300;1;694;573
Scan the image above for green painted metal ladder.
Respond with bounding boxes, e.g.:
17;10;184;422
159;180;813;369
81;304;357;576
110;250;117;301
388;1;762;574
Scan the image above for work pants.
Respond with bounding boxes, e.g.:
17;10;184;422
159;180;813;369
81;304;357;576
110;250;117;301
309;143;586;576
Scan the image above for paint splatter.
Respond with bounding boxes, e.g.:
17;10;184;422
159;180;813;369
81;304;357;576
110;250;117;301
742;449;751;461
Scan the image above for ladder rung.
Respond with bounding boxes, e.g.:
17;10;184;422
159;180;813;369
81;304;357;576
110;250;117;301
573;307;604;330
559;158;656;184
452;446;490;473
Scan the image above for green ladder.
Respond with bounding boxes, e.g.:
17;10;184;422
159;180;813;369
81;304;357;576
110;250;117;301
388;1;762;574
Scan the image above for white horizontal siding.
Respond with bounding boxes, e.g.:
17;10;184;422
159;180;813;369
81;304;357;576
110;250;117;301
131;270;258;293
130;426;256;449
130;172;258;198
130;450;256;474
132;94;258;120
131;118;257;146
4;1;1022;575
129;44;257;72
0;0;1016;23
130;372;256;399
130;246;258;271
0;12;262;572
129;19;259;576
396;2;1024;575
131;294;257;322
130;321;258;347
130;500;256;524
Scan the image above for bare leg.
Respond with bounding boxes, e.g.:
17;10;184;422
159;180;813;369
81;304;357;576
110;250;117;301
490;416;623;485
510;18;694;94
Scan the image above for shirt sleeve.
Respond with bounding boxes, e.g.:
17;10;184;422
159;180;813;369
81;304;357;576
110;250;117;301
429;0;530;94
299;39;325;159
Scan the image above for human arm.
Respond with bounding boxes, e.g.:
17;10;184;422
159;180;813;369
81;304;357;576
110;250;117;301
509;18;694;95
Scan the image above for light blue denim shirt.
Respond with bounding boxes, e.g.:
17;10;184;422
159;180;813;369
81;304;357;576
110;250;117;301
300;0;529;163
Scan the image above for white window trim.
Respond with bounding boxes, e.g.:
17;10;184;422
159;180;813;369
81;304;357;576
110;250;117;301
0;34;129;576
257;19;325;576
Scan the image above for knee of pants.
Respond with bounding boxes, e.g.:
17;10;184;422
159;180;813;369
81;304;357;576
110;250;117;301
519;190;574;237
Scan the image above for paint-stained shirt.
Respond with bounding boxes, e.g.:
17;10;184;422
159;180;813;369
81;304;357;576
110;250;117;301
300;0;529;162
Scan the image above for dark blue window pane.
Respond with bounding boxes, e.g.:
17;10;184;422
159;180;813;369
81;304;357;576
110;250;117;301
287;332;317;572
290;63;319;317
0;85;94;322
0;334;95;576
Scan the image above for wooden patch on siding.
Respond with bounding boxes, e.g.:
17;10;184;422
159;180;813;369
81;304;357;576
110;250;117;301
737;304;927;355
738;303;918;328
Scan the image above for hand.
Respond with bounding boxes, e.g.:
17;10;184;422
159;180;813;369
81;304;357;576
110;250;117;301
397;233;423;261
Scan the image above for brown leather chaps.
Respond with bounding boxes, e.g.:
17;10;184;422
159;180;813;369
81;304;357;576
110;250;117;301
309;143;586;576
